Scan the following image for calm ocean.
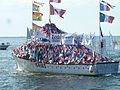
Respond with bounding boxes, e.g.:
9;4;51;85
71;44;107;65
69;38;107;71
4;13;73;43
0;37;120;90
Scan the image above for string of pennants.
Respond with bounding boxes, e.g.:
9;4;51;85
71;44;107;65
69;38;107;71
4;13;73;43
32;1;44;30
100;0;115;24
29;0;95;45
99;0;115;41
32;0;66;31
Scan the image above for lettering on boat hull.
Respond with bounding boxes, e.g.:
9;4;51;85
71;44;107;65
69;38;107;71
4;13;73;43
35;63;46;68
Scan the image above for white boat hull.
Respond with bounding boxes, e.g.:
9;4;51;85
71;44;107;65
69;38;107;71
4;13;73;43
14;57;119;76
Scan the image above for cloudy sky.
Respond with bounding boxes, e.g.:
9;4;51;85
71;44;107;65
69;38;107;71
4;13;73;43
0;0;120;37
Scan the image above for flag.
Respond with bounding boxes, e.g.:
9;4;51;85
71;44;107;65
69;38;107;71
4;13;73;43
50;4;54;15
33;12;43;21
50;4;66;18
92;49;97;63
33;1;44;7
100;13;115;23
50;0;61;3
100;3;110;11
33;4;40;11
104;15;115;23
35;30;46;39
32;23;42;30
101;0;115;8
100;13;105;22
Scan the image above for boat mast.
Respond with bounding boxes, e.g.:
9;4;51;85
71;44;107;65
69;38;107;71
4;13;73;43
99;0;103;59
49;0;51;24
32;0;33;30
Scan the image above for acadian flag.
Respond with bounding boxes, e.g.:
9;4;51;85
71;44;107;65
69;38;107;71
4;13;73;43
100;13;115;23
32;23;42;30
50;0;61;3
33;12;43;21
100;3;110;11
50;4;66;18
33;4;40;11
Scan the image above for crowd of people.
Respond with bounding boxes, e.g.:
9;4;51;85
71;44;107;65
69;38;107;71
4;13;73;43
12;40;112;65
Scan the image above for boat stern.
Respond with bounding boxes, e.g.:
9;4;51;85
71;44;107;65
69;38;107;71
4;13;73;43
93;61;119;75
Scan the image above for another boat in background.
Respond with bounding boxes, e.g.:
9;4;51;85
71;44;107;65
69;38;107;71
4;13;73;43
0;42;10;50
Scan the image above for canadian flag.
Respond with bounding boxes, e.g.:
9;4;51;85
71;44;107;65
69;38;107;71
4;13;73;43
50;0;61;3
50;4;66;18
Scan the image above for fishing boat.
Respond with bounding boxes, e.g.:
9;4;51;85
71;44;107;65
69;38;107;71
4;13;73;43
0;42;10;50
12;0;119;75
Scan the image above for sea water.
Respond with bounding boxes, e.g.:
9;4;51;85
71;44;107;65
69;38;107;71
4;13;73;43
0;37;120;90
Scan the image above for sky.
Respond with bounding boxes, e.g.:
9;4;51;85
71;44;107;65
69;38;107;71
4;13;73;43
0;0;120;37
